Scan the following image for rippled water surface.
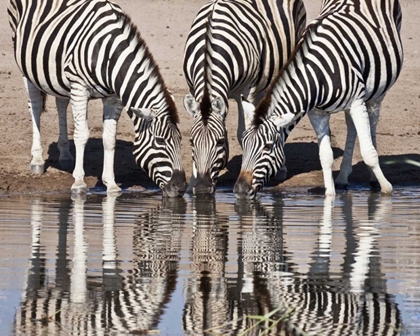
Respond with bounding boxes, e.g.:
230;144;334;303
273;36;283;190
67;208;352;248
0;188;419;335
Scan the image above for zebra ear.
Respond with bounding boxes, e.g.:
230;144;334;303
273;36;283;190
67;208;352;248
270;113;296;130
184;93;198;118
211;96;227;118
131;108;156;121
241;95;255;130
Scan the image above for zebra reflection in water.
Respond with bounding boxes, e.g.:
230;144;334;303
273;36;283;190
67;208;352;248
14;195;187;335
235;194;401;335
182;197;231;334
13;193;402;335
183;197;288;335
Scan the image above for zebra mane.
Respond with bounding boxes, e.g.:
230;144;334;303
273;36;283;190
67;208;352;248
252;22;317;126
197;13;214;125
116;12;179;124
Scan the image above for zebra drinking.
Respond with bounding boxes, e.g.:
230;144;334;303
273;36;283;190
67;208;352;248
8;0;187;197
183;0;306;195
234;0;403;199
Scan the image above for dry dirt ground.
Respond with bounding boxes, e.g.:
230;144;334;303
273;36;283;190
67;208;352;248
0;0;419;195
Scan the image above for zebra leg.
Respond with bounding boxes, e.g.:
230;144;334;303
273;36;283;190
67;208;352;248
366;98;384;191
335;110;357;189
24;78;45;175
70;82;90;194
236;95;247;148
308;109;335;196
186;164;198;194
56;97;74;171
349;100;392;194
102;97;123;194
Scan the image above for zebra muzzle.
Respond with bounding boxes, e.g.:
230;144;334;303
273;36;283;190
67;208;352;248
162;170;188;198
234;171;256;199
193;173;215;196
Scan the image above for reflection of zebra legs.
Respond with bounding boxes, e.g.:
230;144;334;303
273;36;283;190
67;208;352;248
70;197;88;304
267;194;401;334
102;195;122;290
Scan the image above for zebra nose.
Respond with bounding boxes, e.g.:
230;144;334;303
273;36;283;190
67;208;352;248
163;170;187;198
234;171;253;199
193;173;214;196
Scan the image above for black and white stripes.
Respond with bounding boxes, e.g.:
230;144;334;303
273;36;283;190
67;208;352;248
183;0;306;195
235;0;403;198
8;0;187;197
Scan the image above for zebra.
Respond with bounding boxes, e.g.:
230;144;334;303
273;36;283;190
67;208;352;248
183;0;306;195
8;0;187;197
234;0;404;199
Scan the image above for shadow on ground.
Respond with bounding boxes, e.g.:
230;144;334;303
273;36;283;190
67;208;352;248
218;142;420;189
217;142;344;186
46;138;157;190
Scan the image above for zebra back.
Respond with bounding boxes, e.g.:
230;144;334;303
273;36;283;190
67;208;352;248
183;0;307;106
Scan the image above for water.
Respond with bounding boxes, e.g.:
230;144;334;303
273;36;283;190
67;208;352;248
0;188;419;335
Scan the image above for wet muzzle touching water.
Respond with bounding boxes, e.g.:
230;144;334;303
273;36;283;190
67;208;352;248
193;172;215;196
234;171;257;199
162;169;188;198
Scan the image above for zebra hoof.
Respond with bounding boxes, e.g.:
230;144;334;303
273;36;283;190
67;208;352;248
335;183;348;190
106;184;122;195
71;182;88;195
59;159;75;172
30;164;45;175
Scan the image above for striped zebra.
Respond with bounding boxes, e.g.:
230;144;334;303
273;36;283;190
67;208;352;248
8;0;187;197
183;0;306;195
234;0;404;199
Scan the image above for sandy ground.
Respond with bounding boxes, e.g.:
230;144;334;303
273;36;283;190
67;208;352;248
0;0;419;195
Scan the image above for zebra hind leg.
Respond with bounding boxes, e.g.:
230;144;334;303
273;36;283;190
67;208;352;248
349;100;392;194
24;78;45;175
366;98;384;191
308;109;335;196
101;97;123;194
56;97;74;172
335;110;357;190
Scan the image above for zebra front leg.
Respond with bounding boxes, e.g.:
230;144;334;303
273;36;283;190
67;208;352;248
24;78;45;175
349;100;392;194
308;109;335;196
186;163;198;194
102;97;123;194
56;97;74;171
70;82;90;194
236;94;248;148
335;110;357;189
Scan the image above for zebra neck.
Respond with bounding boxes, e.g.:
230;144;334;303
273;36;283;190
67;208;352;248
268;38;321;116
109;53;169;113
96;19;171;114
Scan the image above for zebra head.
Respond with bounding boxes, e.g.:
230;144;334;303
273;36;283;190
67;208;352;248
184;93;228;196
234;100;291;199
130;108;187;198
